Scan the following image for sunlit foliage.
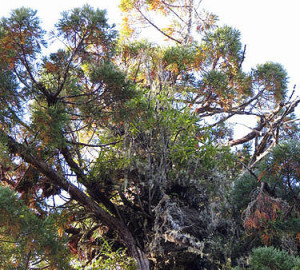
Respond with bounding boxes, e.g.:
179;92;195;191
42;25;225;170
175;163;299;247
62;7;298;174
0;2;299;270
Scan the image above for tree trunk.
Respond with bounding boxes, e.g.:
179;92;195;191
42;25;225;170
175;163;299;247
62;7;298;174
133;248;150;270
3;131;150;269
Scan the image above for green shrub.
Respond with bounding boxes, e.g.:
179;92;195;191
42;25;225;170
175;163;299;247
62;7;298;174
250;246;299;270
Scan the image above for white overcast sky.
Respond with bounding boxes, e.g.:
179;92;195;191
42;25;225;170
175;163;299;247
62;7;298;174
1;0;299;96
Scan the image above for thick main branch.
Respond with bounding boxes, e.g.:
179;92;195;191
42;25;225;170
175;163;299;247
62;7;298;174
0;130;149;269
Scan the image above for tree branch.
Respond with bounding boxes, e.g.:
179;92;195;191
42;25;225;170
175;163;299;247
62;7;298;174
136;7;182;44
65;140;121;148
228;118;266;147
2;131;123;232
0;129;149;268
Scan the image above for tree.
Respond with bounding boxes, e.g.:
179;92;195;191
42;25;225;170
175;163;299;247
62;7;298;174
0;2;299;270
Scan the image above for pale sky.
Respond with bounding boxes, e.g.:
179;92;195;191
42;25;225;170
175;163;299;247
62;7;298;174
0;0;299;96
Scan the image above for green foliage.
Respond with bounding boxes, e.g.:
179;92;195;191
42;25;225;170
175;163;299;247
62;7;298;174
231;140;300;261
249;246;299;270
233;140;300;213
0;65;20;123
56;4;116;58
162;45;196;73
88;145;125;195
90;61;135;103
258;140;300;202
232;172;260;211
201;26;242;71
77;239;137;270
0;133;12;168
31;102;69;148
202;70;231;97
0;186;72;269
253;62;288;105
41;50;77;93
0;7;46;62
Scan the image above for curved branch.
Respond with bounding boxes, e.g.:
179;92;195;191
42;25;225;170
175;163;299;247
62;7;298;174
136;7;182;44
0;130;149;269
228;118;266;147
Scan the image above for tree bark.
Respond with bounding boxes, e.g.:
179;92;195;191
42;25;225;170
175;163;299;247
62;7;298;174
1;130;150;269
